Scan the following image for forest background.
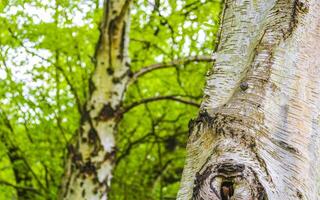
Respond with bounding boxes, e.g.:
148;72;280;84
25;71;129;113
0;0;222;199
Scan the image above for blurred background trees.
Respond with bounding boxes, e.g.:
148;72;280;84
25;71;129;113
0;0;221;199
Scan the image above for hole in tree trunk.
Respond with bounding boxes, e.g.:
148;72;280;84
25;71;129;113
220;181;234;200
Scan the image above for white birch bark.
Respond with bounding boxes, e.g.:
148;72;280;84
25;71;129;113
59;0;131;199
178;0;320;199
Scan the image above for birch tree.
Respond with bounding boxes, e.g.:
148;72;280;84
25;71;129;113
59;0;132;199
178;0;320;199
0;0;221;198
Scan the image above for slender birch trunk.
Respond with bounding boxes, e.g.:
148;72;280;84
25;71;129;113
59;1;131;199
178;0;320;199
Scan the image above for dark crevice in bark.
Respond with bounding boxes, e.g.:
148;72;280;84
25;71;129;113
192;163;267;200
220;181;234;200
119;22;126;61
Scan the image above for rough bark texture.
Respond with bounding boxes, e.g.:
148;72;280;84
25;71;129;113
59;1;131;199
178;0;320;199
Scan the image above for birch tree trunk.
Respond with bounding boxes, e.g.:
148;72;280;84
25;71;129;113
178;0;320;199
59;0;131;199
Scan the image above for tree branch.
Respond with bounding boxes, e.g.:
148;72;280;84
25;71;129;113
0;180;42;195
121;95;200;115
0;110;48;194
130;55;216;84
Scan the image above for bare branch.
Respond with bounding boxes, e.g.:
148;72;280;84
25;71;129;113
0;180;42;195
121;95;200;115
0;110;48;194
130;55;216;84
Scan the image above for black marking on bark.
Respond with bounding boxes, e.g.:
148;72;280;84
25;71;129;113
72;152;83;164
108;18;116;67
194;111;216;125
126;68;133;77
215;163;245;174
188;119;195;135
198;111;216;124
88;128;99;144
67;144;75;154
93;26;103;62
93;0;110;59
104;148;116;162
68;144;83;167
80;107;90;124
119;22;126;61
112;77;121;84
189;111;217;136
82;137;87;143
92;177;99;184
89;78;96;95
81;189;86;197
112;91;119;96
80;160;96;175
107;67;114;75
97;103;116;121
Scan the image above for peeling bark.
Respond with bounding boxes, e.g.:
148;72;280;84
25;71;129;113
59;1;131;199
178;0;320;199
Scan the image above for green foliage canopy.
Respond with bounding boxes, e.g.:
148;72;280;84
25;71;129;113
0;0;221;199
